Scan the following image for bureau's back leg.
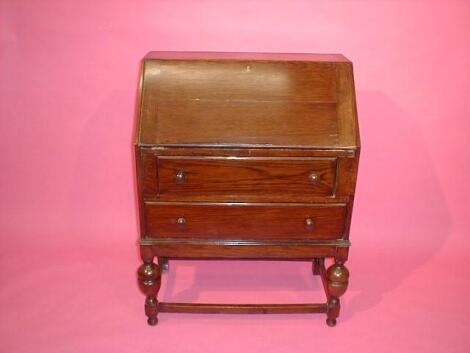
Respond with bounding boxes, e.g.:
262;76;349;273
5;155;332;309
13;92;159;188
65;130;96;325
312;257;324;275
138;246;162;326
158;257;170;272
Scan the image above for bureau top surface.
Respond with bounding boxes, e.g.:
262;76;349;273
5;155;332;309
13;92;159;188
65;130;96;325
137;51;359;149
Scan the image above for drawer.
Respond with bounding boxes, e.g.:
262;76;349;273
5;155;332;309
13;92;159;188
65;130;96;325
157;157;337;198
144;203;346;240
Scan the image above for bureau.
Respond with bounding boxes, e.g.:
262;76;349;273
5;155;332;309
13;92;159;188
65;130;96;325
135;51;360;327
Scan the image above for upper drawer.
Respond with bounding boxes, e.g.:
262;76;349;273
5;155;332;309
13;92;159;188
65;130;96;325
157;157;337;199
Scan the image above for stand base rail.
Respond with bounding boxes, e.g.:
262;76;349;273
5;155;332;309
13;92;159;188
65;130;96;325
158;302;328;314
138;256;349;327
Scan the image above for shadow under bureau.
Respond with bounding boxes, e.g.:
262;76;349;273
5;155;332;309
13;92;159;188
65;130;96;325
135;51;360;326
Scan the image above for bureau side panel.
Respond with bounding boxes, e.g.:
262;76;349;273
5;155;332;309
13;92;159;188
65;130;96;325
140;149;158;200
134;146;147;237
336;151;360;240
336;62;360;148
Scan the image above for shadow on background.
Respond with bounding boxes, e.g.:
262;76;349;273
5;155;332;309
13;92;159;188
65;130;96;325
341;91;452;321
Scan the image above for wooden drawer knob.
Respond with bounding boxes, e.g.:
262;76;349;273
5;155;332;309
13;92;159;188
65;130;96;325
176;217;186;227
308;172;320;184
175;170;186;183
305;218;315;229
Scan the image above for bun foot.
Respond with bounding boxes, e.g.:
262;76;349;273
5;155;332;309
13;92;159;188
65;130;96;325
326;318;337;327
147;317;158;326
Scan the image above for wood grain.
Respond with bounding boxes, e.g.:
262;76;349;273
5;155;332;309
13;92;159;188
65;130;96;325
336;62;360;148
158;302;328;314
157;157;336;198
146;60;337;102
144;202;346;240
143;243;338;259
137;53;359;148
151;100;339;147
135;52;360;326
148;146;356;157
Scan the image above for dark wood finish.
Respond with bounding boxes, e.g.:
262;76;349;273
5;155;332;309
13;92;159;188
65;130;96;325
140;240;344;259
158;302;327;314
144;146;356;157
134;51;360;326
148;101;339;147
137;251;161;325
320;261;350;327
157;157;337;198
138;52;359;149
144;202;346;240
141;152;158;199
139;147;357;203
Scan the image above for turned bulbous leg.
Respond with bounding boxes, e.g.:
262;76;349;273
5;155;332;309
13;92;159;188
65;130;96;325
326;262;349;297
138;255;161;326
325;262;349;327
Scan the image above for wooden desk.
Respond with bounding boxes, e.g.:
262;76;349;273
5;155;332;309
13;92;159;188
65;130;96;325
135;51;360;326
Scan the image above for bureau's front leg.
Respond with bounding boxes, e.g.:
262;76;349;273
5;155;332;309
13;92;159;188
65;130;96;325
138;246;161;326
325;261;349;327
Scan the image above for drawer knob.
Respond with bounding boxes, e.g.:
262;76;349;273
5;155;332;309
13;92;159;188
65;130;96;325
175;170;186;183
309;172;320;184
305;218;315;229
176;217;186;227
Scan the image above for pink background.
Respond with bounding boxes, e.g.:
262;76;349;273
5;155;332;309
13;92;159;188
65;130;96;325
1;1;470;352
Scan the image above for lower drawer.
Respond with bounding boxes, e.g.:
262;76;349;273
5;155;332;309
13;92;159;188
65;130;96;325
144;203;347;240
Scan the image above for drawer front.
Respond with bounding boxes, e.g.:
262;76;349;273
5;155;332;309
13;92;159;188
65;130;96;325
157;157;337;198
144;203;346;240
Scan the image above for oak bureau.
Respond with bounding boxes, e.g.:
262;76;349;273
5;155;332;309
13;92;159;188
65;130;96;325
135;51;360;326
